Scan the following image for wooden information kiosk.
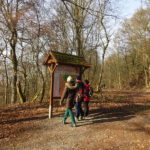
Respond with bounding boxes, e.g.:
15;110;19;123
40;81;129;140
43;51;90;118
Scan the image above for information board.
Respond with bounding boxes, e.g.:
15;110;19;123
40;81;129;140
53;65;80;97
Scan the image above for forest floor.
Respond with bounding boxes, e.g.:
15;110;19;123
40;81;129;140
0;90;150;150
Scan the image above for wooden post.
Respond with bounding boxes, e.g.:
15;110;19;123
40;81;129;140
79;67;82;79
79;66;86;79
48;63;57;119
49;72;54;118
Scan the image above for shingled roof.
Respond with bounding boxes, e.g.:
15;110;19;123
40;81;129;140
43;51;91;68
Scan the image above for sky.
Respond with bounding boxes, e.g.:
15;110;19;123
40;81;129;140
104;0;144;56
118;0;143;19
111;0;144;34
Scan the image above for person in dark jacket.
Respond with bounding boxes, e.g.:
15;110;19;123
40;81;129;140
60;76;77;127
74;76;85;121
83;79;91;117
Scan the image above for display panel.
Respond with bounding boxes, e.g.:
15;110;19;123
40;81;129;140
53;65;80;97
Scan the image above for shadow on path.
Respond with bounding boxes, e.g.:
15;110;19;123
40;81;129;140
77;104;150;127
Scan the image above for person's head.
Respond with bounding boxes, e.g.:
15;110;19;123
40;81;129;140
67;76;73;83
76;75;81;81
85;79;89;84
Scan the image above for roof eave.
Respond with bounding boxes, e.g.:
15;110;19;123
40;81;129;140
57;62;91;68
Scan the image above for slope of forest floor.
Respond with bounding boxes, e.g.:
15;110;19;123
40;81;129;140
0;90;150;150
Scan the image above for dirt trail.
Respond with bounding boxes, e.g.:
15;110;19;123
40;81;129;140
0;90;150;150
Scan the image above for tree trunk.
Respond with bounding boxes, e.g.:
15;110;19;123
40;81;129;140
20;32;27;102
96;14;110;92
16;81;26;103
11;52;18;104
40;81;46;103
118;72;121;89
144;69;148;88
91;51;98;85
4;58;9;104
23;73;27;99
148;65;150;87
96;48;106;92
73;0;84;56
10;30;18;104
96;66;103;92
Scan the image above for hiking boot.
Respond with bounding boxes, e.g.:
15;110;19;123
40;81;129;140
80;116;84;120
75;117;79;122
62;120;66;124
71;124;77;127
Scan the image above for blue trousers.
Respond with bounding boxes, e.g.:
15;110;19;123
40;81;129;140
74;101;84;119
84;101;89;117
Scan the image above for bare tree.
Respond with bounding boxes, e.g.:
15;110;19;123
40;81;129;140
0;0;33;103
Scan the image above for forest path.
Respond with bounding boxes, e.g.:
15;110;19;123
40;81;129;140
0;90;150;150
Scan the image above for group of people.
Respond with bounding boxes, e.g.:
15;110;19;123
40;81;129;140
60;75;92;127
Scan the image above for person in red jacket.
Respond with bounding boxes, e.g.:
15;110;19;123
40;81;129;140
84;80;91;117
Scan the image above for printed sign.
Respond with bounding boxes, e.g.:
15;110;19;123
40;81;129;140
53;65;80;97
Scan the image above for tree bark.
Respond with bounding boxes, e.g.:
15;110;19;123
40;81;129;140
96;46;109;92
4;57;9;104
96;13;110;92
16;81;26;103
10;30;18;104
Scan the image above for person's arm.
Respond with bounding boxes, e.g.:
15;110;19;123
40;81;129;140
60;86;68;105
65;82;77;89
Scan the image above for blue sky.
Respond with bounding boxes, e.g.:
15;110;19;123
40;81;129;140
111;0;143;34
119;0;142;19
105;0;143;56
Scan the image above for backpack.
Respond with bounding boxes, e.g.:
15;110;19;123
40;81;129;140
75;89;84;102
89;87;93;97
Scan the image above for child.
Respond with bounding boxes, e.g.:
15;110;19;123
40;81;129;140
83;80;91;117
